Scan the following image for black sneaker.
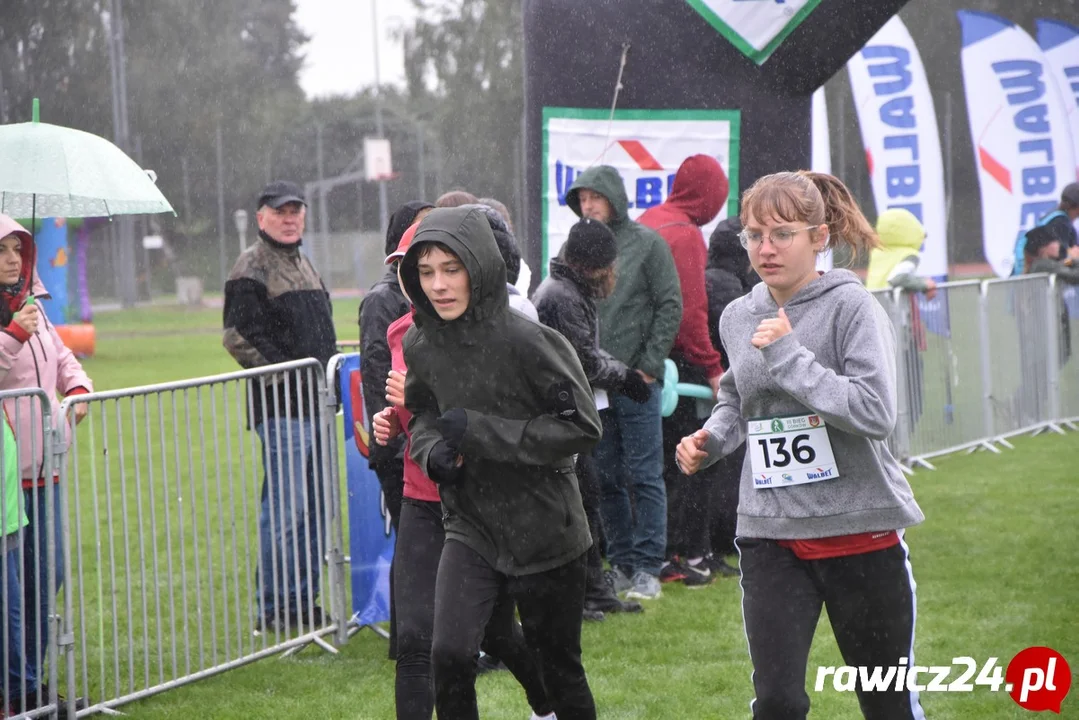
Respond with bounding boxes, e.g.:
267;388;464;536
7;685;87;719
295;605;326;629
475;653;508;675
679;559;714;588
660;558;688;583
604;565;633;595
704;553;740;578
584;594;644;614
583;608;606;622
254;606;326;636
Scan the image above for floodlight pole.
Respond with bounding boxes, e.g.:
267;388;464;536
372;0;389;234
106;0;138;308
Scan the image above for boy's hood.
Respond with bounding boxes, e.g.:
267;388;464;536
399;206;508;328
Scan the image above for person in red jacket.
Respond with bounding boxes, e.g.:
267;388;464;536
638;154;730;587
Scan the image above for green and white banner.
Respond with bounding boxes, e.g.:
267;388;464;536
686;0;823;64
542;107;741;273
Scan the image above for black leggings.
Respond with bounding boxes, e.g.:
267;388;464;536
393;500;553;720
576;453;605;576
737;537;925;720
662;392;713;559
432;540;594;720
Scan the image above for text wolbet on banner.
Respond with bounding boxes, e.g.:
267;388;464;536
848;15;947;280
958;10;1076;278
542;107;740;273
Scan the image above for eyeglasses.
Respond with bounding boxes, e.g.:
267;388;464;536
738;225;818;249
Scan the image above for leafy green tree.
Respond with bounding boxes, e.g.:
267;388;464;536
401;0;524;215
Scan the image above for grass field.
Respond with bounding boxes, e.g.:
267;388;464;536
51;302;1079;719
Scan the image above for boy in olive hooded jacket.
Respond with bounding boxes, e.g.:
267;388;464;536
401;206;601;720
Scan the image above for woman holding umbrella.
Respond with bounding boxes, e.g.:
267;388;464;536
0;213;92;715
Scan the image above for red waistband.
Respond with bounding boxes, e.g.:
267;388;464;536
777;531;900;560
21;475;60;489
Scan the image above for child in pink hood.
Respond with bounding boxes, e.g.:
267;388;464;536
0;213;92;713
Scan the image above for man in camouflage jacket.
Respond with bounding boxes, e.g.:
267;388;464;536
223;180;337;633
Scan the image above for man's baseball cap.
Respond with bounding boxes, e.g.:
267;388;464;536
258;180;306;209
385;222;420;265
1062;182;1079;206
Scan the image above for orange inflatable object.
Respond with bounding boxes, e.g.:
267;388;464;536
53;324;96;357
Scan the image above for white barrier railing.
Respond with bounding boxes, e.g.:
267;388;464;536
53;360;347;717
884;273;1075;469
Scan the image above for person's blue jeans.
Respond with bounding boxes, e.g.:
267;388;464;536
593;386;667;577
256;417;325;620
22;484;62;687
3;546;36;701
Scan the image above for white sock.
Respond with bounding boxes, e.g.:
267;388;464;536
687;557;704;566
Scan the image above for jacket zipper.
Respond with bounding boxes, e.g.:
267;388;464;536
27;329;47;483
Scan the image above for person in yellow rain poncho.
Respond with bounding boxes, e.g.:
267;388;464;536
866;208;940;449
866;209;937;297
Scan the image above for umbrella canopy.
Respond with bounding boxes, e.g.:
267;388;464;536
0;113;174;219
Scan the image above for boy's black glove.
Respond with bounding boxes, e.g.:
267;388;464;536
435;408;468;451
621;371;652;404
427;440;464;487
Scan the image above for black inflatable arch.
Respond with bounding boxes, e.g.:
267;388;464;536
523;0;911;280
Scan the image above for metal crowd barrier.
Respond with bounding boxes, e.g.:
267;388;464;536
1057;283;1079;427
53;360;347;717
0;388;61;720
888;273;1075;469
0;276;1070;718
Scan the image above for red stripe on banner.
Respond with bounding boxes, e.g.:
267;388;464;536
617;140;664;170
978;147;1012;193
865;148;874;176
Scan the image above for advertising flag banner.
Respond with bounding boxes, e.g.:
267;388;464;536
958;11;1076;277
849;15;947;278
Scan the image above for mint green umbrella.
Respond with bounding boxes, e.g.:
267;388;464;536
0;100;174;219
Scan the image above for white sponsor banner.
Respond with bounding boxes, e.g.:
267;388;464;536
1037;19;1079;183
958;11;1076;278
848;15;947;278
811;87;834;272
686;0;823;65
541;108;741;273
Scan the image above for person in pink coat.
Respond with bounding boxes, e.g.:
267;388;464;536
0;214;92;713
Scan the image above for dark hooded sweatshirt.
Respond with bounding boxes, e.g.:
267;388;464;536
566;166;683;382
638;154;727;379
400;207;601;576
359;201;433;468
706;217;759;370
403;207;604;574
532;258;634;392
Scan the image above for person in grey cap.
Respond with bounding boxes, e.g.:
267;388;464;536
223;180;337;635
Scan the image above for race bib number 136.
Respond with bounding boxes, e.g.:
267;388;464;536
748;414;839;489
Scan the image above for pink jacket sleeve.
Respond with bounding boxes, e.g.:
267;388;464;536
48;321;93;395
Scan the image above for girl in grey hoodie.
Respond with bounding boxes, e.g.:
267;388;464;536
677;171;926;720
